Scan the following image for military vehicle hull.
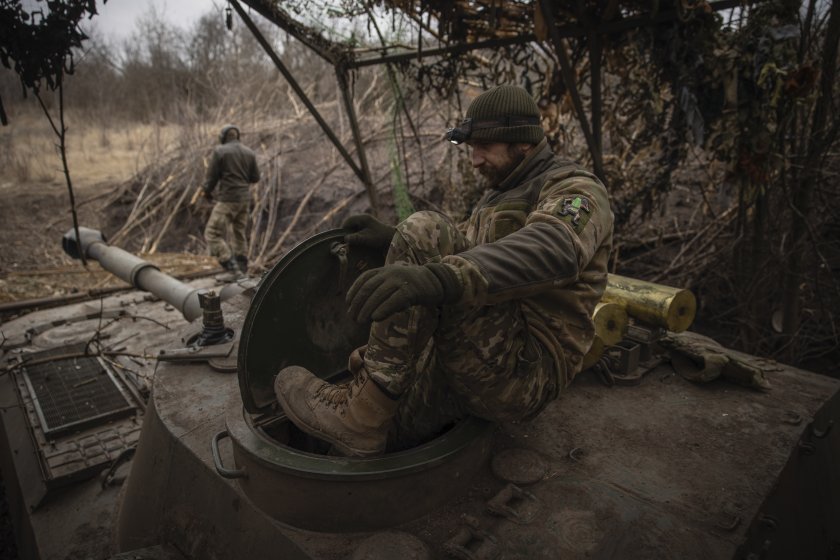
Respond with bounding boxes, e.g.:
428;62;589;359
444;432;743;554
0;231;837;559
110;335;839;559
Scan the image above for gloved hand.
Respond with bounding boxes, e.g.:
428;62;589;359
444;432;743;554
342;214;396;251
347;263;462;322
203;189;214;202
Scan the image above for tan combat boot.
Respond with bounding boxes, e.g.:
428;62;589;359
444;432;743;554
274;365;397;457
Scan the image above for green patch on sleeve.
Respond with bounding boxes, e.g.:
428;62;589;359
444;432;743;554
553;196;592;234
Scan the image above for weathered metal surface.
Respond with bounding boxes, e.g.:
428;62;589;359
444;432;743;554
490;447;550;486
0;279;218;559
225;404;494;532
238;230;384;413
114;354;312;560
435;362;840;560
109;544;187;559
350;532;432;560
61;227;202;321
19;344;136;438
113;292;840;559
735;388;840;559
3;343;143;496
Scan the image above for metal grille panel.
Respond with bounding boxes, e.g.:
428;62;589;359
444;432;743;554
21;350;135;438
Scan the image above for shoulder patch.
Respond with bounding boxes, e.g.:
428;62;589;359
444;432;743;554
554;196;592;234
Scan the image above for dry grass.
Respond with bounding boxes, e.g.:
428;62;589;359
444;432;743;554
0;109;180;191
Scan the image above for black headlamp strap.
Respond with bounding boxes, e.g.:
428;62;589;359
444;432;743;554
469;115;541;130
446;115;542;144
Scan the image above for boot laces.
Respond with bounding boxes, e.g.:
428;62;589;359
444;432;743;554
313;376;362;409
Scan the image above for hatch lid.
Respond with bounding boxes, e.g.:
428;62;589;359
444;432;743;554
237;230;384;413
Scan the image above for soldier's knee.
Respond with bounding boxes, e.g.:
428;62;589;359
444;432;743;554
398;211;446;233
205;223;222;240
395;211;458;258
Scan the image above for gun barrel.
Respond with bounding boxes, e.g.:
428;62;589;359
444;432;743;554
62;227;203;321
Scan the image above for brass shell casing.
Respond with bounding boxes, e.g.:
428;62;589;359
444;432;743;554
582;335;605;370
581;303;628;371
592;302;628;347
602;274;696;333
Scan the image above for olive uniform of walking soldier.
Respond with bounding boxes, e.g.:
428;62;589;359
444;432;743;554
275;85;614;456
203;124;260;275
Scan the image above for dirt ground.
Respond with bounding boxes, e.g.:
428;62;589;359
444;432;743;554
0;113;216;306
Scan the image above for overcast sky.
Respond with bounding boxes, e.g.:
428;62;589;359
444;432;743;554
89;0;218;42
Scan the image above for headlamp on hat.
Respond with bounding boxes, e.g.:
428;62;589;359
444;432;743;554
445;115;542;145
445;119;472;145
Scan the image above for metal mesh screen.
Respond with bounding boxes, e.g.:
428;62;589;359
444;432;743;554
21;349;135;438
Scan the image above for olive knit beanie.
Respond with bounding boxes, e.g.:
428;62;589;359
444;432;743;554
466;85;544;144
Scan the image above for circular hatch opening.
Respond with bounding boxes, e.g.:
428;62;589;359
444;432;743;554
249;372;466;457
227;230;495;532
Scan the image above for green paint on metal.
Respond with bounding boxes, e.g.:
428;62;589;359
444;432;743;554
226;406;493;481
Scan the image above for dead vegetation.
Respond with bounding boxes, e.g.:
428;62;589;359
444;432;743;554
93;74;463;270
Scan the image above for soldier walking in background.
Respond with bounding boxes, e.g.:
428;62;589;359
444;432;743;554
203;124;260;277
275;85;614;456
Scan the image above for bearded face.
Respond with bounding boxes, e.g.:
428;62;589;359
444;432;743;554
469;142;531;187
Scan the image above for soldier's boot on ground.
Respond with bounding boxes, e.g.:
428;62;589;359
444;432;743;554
234;254;248;274
274;364;398;457
218;258;243;281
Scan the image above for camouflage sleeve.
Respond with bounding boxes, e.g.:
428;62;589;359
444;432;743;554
203;151;221;193
456;219;469;236
442;173;612;307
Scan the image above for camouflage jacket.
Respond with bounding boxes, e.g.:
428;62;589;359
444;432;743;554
203;140;260;203
443;139;614;388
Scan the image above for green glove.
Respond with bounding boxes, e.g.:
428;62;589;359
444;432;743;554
342;214;396;251
347;263;463;322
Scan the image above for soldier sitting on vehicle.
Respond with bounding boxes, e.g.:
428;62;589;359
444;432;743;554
203;124;260;278
274;85;614;456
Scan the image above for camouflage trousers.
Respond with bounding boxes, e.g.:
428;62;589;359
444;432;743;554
205;202;249;262
362;211;557;448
